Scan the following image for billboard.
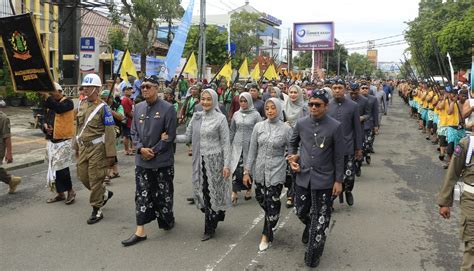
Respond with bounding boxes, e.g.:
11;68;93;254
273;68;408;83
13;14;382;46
293;22;335;51
79;37;99;74
367;50;378;66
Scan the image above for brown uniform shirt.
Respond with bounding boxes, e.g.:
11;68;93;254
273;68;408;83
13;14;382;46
0;112;11;160
438;137;474;241
74;100;116;157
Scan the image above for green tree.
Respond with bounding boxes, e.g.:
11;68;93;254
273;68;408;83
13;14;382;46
374;69;386;80
405;1;473;76
230;11;266;67
107;26;126;51
184;25;228;66
347;53;375;77
118;0;183;74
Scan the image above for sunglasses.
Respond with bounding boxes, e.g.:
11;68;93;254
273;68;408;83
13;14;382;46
308;102;324;108
141;84;155;89
361;87;369;89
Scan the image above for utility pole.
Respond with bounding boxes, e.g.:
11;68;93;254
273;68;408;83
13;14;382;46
197;0;206;81
271;33;274;57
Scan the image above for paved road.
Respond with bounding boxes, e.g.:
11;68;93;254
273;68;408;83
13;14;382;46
0;97;462;270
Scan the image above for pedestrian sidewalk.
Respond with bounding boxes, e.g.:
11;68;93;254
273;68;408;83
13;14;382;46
1;106;47;171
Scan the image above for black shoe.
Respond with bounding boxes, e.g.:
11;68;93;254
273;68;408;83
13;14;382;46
87;208;103;224
345;192;354;206
186;197;195;204
439;155;445;161
121;234;147;247
355;169;361;177
365;156;371;165
201;232;214;241
163;219;175;231
302;224;309;244
103;190;114;207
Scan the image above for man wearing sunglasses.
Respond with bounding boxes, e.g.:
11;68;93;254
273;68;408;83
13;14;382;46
327;79;363;206
122;75;177;247
288;89;344;268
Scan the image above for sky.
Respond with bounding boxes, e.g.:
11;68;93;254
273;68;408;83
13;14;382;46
180;0;420;62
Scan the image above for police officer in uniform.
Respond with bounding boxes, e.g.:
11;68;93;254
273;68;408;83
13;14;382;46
288;89;344;268
74;74;117;224
438;135;474;271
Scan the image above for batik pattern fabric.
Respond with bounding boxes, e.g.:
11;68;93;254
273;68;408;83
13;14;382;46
135;165;175;229
232;154;250;192
255;182;283;242
45;139;73;189
202;159;225;234
343;155;355;192
294;185;333;268
363;129;375;156
285;161;295;199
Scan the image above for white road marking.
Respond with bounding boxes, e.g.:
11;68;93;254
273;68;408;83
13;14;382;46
205;190;289;271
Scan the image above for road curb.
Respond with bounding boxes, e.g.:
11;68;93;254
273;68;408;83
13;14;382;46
5;159;45;172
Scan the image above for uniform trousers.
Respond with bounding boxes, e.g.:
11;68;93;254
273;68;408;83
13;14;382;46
295;184;333;268
0;167;11;184
77;143;107;208
255;182;283;242
135;165;175;228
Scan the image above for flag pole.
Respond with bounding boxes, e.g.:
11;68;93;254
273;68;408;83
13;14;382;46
106;48;128;103
209;58;231;84
171;51;194;91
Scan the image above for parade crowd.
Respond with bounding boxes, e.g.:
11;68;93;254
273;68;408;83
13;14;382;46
1;73;398;268
398;80;474;270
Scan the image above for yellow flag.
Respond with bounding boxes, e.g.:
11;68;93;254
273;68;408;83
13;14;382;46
183;52;198;77
218;61;233;81
250;63;260;81
120;50;138;82
263;64;278;80
238;57;249;78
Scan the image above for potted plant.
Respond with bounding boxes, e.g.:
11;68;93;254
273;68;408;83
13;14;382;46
5;87;23;107
24;91;40;107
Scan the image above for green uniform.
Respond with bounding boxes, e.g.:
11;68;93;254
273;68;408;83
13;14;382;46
438;137;474;271
75;100;117;208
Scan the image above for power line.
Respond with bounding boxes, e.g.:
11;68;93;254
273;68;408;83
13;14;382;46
347;41;407;51
343;34;405;46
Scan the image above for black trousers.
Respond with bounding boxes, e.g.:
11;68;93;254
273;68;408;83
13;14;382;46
255;182;283;242
202;159;225;235
285;161;295;199
343;155;355;192
135;166;175;229
0;167;11;184
55;167;72;193
295;185;333;268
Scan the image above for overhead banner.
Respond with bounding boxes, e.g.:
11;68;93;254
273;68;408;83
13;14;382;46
79;37;99;74
0;14;54;92
293;22;335;51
